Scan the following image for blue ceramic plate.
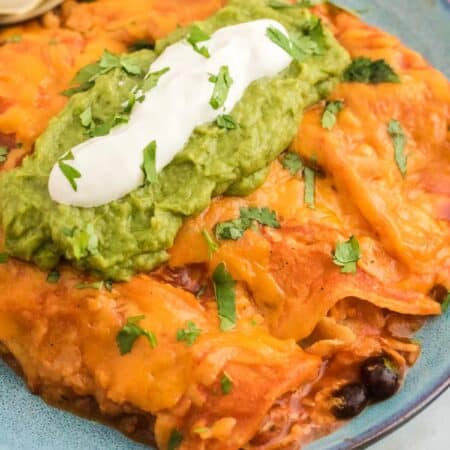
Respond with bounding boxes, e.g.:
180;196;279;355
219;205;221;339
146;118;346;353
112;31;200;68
0;1;449;449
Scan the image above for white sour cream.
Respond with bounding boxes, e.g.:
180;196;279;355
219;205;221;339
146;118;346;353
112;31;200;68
48;19;293;208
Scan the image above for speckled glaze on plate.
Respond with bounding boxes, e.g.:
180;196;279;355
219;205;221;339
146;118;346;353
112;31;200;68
0;1;449;449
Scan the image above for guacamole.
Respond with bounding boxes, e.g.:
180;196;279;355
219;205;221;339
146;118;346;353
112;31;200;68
0;0;350;280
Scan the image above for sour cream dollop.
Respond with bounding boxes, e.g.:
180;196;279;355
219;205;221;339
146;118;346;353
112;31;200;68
48;19;293;208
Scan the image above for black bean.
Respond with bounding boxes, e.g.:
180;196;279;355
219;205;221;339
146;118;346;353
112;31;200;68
331;382;368;419
428;284;448;303
360;355;400;400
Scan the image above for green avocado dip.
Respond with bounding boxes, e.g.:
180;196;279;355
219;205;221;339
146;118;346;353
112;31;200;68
0;0;350;280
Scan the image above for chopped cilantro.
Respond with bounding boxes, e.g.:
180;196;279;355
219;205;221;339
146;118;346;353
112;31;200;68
343;57;400;84
120;57;142;76
387;119;407;177
74;63;101;84
176;321;201;346
215;218;251;241
212;263;237;331
303;167;315;208
291;17;327;57
216;114;238;129
58;151;81;192
47;270;60;284
321;100;344;130
281;152;303;175
209;66;233;110
63;49;144;97
187;25;211;58
116;315;157;355
266;26;296;59
0;145;8;163
98;50;120;72
267;19;326;62
333;236;361;273
75;281;104;289
240;207;280;228
167;430;183;450
0;253;9;264
202;229;218;259
143;67;170;92
441;292;450;313
73;224;98;259
220;372;233;394
142;141;157;184
215;207;280;241
61;82;94;97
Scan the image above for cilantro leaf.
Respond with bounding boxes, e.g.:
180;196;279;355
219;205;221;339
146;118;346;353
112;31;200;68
266;26;297;59
65;50;143;97
167;430;183;450
176;321;201;346
220;372;233;394
291;18;327;57
58;160;81;191
99;50;121;72
0;145;8;163
61;82;95;97
387;119;407;177
240;207;280;228
216;114;238;129
142;141;157;184
75;281;104;289
116;315;157;355
442;292;450;313
267;19;327;63
202;229;218;259
73;224;98;259
143;67;170;92
62;63;99;96
74;63;102;84
209;66;233;110
321;100;344;130
303;167;315;208
343;57;400;84
281;152;303;175
120;57;142;76
215;207;280;240
213;263;237;331
0;253;9;264
215;218;252;241
333;236;361;273
47;270;60;284
187;25;211;58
